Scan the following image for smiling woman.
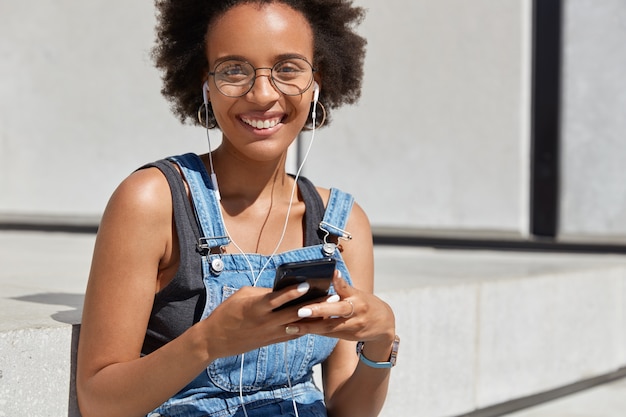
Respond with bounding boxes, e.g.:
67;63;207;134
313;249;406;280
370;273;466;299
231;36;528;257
205;3;316;159
76;2;398;417
153;0;367;129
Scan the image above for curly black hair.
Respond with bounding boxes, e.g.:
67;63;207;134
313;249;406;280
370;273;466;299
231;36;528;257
152;0;367;128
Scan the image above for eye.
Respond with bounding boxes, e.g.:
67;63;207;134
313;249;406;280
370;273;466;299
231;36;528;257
273;59;309;80
216;61;252;82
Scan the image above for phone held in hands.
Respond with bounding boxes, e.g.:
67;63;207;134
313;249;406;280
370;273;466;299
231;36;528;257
272;257;336;311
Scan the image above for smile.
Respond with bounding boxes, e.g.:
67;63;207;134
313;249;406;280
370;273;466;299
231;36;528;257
241;117;283;130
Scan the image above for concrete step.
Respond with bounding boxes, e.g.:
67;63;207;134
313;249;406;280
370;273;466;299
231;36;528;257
375;246;626;417
504;376;626;417
0;231;92;417
1;231;625;417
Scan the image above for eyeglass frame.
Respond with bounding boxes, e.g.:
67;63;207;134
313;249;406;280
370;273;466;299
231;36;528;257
207;56;317;98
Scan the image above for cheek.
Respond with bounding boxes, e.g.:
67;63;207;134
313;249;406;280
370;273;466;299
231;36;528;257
293;99;312;124
210;100;235;125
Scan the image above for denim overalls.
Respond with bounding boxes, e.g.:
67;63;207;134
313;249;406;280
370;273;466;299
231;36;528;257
148;153;354;417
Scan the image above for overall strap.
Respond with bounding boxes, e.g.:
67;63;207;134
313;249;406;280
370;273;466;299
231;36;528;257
167;153;354;255
167;153;230;252
319;188;355;254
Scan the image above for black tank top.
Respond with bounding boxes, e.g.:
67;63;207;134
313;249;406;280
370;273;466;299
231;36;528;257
140;159;326;355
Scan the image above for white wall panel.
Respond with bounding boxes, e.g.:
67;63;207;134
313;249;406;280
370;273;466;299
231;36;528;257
308;0;532;237
0;1;206;221
559;0;626;243
8;1;624;245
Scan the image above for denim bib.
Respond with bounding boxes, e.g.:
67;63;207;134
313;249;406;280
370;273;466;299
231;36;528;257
148;153;354;417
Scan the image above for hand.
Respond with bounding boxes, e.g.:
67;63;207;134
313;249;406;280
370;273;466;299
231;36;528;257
284;272;396;346
199;282;319;359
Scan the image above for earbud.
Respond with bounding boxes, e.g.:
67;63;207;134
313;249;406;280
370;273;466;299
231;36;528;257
202;81;209;106
310;81;321;126
313;81;320;105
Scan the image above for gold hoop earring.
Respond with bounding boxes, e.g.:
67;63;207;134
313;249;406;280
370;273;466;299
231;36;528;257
197;103;218;129
302;101;326;131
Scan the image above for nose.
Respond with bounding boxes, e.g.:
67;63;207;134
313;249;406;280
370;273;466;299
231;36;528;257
247;68;280;102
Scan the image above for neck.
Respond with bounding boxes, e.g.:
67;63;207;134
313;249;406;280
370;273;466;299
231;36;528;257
209;147;295;212
205;145;304;256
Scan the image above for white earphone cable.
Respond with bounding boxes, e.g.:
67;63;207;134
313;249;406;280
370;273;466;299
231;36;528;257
204;86;319;417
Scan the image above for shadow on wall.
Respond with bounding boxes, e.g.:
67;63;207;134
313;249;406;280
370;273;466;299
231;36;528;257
11;293;83;417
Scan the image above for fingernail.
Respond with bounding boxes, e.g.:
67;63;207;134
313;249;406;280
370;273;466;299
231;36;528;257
337;269;342;278
297;282;310;293
298;308;313;318
285;325;300;335
326;294;340;303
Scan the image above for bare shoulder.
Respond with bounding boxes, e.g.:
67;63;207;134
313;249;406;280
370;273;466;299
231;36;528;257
95;166;174;264
110;167;171;211
101;167;172;227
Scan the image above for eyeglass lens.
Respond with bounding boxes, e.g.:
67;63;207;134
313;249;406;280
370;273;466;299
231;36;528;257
211;58;314;97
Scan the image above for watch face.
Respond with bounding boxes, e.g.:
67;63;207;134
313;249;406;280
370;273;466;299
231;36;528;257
389;335;400;366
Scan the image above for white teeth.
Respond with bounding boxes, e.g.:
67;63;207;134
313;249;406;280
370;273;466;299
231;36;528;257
243;118;279;129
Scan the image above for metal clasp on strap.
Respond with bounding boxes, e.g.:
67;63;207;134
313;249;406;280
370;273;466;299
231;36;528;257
319;221;352;256
197;236;230;275
197;236;230;254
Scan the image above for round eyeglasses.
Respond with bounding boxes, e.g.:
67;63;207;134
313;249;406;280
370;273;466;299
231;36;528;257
208;57;316;97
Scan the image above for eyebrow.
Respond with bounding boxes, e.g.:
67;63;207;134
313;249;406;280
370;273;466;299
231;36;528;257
212;53;312;67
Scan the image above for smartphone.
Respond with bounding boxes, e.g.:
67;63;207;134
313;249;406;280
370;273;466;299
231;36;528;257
272;257;336;311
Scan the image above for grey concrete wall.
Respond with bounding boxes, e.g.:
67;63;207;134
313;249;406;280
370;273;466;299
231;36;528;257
2;0;626;244
375;247;626;416
0;0;532;236
0;1;206;222
4;231;626;416
559;0;626;243
310;0;533;238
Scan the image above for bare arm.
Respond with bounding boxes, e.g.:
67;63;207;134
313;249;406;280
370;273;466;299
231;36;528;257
76;168;215;417
76;168;309;417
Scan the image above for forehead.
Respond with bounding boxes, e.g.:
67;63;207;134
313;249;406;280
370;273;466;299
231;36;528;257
206;3;314;65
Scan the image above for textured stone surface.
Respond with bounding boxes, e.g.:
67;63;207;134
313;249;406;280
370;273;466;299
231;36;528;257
2;233;626;417
476;268;625;408
0;326;78;417
379;284;477;417
505;377;626;417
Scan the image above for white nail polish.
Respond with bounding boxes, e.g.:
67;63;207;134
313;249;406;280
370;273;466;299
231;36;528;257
298;308;313;318
337;269;342;278
297;282;310;293
326;294;340;303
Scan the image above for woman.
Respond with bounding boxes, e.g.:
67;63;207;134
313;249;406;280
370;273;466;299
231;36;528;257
76;1;398;416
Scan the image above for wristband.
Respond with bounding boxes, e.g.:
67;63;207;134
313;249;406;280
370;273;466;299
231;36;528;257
356;335;400;368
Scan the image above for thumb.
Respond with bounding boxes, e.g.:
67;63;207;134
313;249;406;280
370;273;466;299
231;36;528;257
333;270;354;298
